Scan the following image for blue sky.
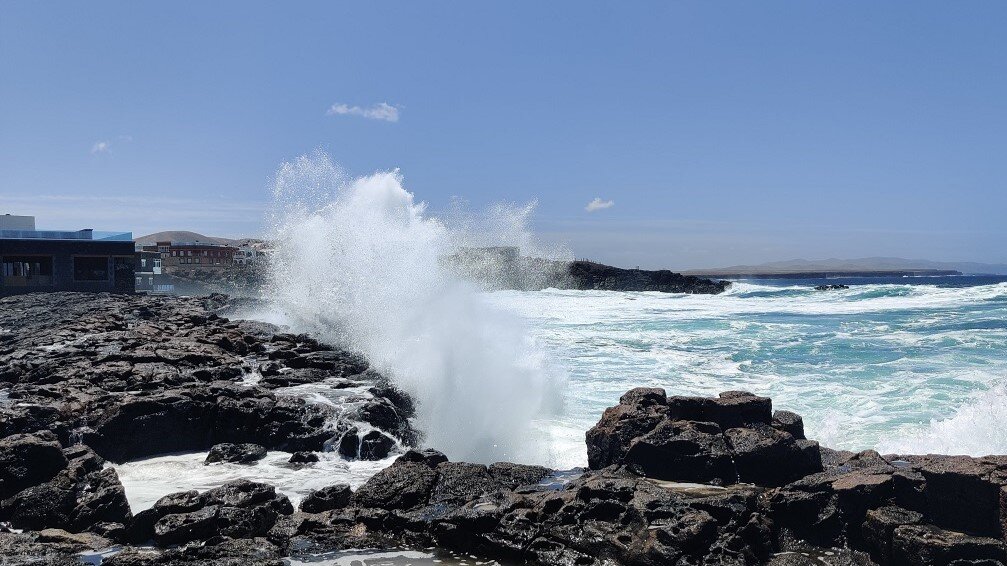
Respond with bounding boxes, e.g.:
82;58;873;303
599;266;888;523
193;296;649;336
2;2;1005;269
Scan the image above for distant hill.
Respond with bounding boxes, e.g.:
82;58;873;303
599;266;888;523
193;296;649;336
135;231;265;247
685;257;1007;276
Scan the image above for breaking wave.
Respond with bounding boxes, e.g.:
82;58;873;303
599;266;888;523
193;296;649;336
264;152;566;463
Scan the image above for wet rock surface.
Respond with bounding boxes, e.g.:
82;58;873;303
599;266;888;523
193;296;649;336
0;292;416;563
4;293;1007;565
204;443;267;464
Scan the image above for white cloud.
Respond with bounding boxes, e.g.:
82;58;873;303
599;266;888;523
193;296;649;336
90;141;110;154
326;102;400;122
585;197;615;212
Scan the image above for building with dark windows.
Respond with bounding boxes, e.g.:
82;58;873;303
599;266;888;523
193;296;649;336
135;249;174;293
0;215;135;296
154;241;237;272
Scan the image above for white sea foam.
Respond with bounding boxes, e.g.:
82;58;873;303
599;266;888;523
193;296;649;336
247;154;1007;468
263;152;566;464
486;280;1007;466
114;451;396;511
878;385;1007;456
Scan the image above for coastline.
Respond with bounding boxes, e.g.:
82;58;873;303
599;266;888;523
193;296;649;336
0;292;1004;565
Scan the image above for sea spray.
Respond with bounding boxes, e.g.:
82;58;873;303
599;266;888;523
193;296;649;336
265;152;567;463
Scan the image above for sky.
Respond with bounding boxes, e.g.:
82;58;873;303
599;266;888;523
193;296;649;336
2;2;1006;269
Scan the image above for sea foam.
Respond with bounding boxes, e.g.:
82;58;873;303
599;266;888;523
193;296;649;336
264;152;566;464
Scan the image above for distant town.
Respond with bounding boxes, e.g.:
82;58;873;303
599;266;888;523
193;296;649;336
0;214;271;297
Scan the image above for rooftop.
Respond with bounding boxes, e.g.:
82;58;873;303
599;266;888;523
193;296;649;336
0;228;133;241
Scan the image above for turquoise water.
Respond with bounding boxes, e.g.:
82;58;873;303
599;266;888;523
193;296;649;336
487;276;1007;467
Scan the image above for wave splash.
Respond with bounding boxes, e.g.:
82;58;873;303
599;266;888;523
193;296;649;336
265;152;565;463
878;385;1007;457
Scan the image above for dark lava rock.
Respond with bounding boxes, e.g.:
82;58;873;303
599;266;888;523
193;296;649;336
862;506;924;564
773;410;807;439
430;462;503;505
398;448;450;467
725;424;822;486
299;484;352;513
563;260;730;294
666;390;773;429
585;387;670;470
351;457;438;510
0;433;68;499
891;524;1007;565
10;293;1007;566
359;430;396;460
0;444;131;533
138;480;292;547
623;419;737;483
336;427;360;458
204;443;267;464
106;536;285;565
288;451;319;464
586;387;820;486
82;384;334;463
487;461;551;489
0;530;114;565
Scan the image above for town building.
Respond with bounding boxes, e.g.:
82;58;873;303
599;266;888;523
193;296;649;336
134;249;173;293
153;241;237;272
0;215;135;296
232;243;270;265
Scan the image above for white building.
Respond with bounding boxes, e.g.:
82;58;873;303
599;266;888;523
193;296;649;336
233;244;269;265
0;215;37;231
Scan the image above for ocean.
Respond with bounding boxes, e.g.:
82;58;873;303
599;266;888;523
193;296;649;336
488;275;1007;468
114;159;1007;552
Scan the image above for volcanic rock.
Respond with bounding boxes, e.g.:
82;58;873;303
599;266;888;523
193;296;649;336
299;484;352;513
204;443;267;464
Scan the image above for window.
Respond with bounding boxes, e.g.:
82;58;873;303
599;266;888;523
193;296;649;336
141;258;147;268
1;256;53;287
154;259;161;268
74;257;109;281
136;277;141;285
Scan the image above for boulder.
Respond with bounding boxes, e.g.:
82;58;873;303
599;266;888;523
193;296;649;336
142;480;292;547
773;410;806;439
288;451;318;464
623;420;737;483
666;390;773;429
913;456;1004;538
204;443;267;464
299;484;352;513
724;424;822;486
585;387;670;469
82;385;333;462
891;524;1007;565
862;506;923;564
352;456;438;510
0;445;131;533
358;430;395;460
336;427;359;458
0;433;68;499
430;463;503;505
487;462;551;489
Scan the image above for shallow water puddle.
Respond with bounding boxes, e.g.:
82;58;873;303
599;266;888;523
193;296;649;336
112;450;397;511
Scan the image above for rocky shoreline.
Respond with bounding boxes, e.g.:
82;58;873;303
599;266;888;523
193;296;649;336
1;293;1004;565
